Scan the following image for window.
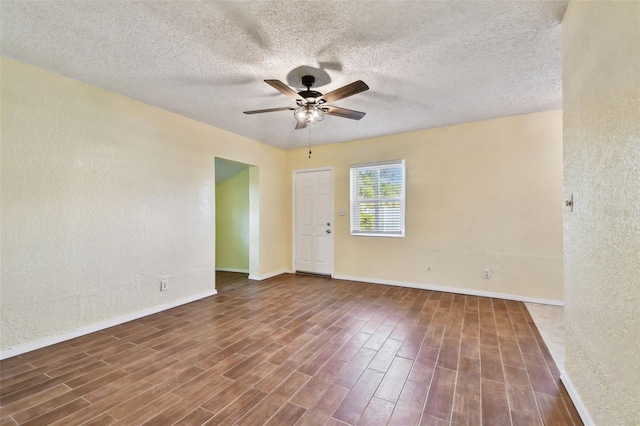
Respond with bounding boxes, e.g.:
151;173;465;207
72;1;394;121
350;160;405;237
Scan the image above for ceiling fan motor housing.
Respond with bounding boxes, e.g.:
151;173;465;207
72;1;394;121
297;90;323;103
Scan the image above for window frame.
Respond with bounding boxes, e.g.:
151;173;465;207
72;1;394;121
349;159;406;238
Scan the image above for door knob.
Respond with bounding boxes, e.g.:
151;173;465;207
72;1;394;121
326;229;331;234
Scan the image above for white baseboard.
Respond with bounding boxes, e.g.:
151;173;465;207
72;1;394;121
248;269;292;281
216;267;250;273
332;274;564;306
0;289;218;360
561;371;594;426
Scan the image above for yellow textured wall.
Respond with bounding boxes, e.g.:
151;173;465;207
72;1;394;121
286;110;564;302
562;1;640;424
0;58;288;352
216;168;250;272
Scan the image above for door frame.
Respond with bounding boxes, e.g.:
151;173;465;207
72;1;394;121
214;157;260;282
292;167;335;277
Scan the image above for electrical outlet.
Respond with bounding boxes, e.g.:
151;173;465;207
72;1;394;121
483;269;491;279
160;279;169;291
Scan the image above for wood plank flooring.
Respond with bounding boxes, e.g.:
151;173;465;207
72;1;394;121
0;272;582;425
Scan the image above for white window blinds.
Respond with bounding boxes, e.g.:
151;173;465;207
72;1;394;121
350;160;405;237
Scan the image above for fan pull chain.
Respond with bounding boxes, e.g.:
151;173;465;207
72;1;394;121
308;126;312;159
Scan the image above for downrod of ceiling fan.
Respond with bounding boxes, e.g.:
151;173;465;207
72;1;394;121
298;75;323;101
301;75;315;90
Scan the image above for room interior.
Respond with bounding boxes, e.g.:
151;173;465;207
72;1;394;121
1;1;638;425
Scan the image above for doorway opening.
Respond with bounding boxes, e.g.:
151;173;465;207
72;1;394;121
214;158;259;286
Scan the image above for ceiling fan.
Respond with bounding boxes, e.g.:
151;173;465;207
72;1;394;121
243;75;369;129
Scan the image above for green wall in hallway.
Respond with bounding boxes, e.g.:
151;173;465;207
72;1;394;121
216;168;249;272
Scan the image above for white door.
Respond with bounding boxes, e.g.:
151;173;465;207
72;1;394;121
294;169;333;275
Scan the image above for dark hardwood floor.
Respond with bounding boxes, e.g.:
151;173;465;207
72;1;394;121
0;272;582;425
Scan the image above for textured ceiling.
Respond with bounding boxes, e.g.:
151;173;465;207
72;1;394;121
1;1;567;149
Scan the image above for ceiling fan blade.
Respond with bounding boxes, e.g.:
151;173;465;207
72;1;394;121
243;107;294;114
264;80;302;100
319;80;369;104
295;120;308;130
323;106;366;120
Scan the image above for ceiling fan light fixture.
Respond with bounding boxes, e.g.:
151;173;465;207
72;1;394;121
294;104;324;124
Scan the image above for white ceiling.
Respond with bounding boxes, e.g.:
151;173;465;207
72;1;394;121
1;1;567;150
